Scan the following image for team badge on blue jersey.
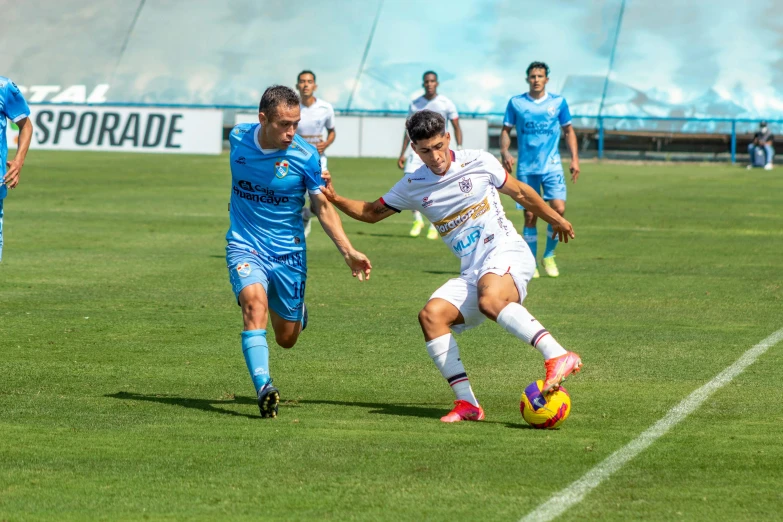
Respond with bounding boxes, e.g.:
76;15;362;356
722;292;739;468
548;105;557;116
459;177;473;193
236;262;252;277
275;159;289;178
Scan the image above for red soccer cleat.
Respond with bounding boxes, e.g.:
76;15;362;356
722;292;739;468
440;400;485;423
543;351;582;393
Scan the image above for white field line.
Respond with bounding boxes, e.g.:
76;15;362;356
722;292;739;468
520;326;783;522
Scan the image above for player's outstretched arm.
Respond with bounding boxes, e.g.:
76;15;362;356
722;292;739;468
320;171;397;224
310;191;372;281
499;177;575;243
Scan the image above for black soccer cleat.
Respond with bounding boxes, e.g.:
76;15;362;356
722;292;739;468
257;380;280;419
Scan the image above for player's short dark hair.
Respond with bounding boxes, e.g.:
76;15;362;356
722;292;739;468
526;61;550;77
258;85;300;119
423;70;438;81
297;70;316;83
406;110;446;143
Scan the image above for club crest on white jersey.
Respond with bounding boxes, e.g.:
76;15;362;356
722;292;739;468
381;149;522;271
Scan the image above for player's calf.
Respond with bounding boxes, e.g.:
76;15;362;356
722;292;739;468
477;294;516;322
273;327;300;349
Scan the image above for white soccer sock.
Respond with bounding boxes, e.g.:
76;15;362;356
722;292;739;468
496;302;567;360
426;333;478;406
412;210;423;222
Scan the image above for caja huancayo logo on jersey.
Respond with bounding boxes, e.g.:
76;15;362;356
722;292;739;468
233;182;290;205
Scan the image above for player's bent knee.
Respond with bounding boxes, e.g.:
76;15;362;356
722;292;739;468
418;304;451;331
418;306;436;329
477;295;506;321
275;334;298;349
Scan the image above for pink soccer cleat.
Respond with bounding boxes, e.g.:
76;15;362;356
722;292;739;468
543;351;582;393
440;400;485;423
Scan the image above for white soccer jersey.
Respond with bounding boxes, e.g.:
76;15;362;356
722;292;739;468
408;94;459;122
297;98;335;148
404;95;460;173
382;149;523;272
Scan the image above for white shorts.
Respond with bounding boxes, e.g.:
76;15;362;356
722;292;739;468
319;155;328;170
429;242;536;334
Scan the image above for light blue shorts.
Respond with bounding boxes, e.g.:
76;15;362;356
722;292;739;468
515;170;566;210
226;244;307;322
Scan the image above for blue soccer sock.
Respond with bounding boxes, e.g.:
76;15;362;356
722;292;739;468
241;329;270;393
544;224;559;258
523;226;538;261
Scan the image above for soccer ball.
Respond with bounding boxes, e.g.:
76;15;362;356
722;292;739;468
520;380;571;429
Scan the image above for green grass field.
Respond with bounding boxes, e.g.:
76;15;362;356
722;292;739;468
1;152;782;521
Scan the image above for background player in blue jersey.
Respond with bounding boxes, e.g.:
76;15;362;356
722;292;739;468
226;85;372;418
500;62;580;278
0;76;32;263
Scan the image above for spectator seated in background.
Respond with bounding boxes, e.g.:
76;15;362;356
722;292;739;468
747;121;774;170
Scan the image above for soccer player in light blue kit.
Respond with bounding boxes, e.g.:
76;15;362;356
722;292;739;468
227;85;372;418
0;76;33;263
500;62;580;278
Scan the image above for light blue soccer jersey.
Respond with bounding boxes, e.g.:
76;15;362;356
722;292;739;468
503;93;571;176
0;77;31;199
226;123;323;257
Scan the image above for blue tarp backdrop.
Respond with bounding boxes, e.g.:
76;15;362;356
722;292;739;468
2;0;782;130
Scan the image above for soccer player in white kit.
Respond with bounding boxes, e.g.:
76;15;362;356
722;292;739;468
296;70;336;237
397;71;462;240
323;110;583;423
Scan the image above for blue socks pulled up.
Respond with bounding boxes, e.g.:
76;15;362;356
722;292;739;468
241;329;270;392
523;226;537;260
544;224;559;258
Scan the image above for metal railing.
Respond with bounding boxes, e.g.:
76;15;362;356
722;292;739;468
27;102;777;163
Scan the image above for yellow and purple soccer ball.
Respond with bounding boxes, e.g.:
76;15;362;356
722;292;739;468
520;380;571;429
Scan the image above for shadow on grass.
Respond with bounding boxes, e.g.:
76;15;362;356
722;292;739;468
106;391;261;420
300;399;532;429
299;399;445;420
106;392;532;428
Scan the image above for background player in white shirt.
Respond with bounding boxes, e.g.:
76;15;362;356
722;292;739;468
397;71;463;240
296;70;336;237
323;110;582;423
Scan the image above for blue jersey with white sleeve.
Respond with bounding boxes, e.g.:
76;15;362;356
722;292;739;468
503;93;571;176
226;123;323;257
0;77;31;199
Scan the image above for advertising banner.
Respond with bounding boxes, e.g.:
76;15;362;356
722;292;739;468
7;105;223;154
